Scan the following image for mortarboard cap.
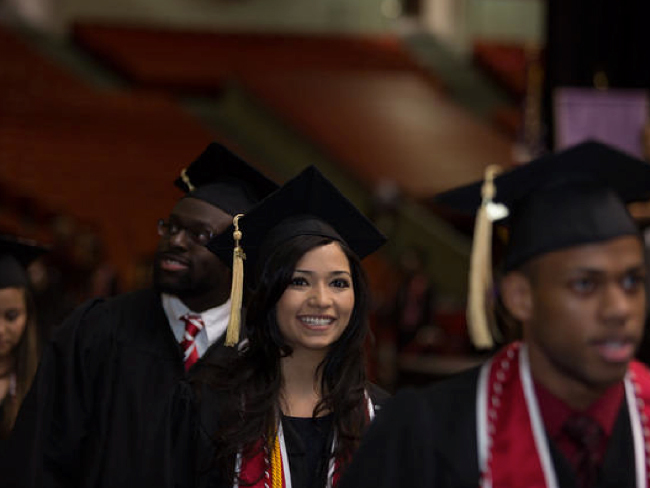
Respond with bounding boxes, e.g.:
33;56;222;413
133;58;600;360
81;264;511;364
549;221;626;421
436;140;650;271
207;165;387;346
0;235;47;288
434;140;650;348
208;165;386;278
174;143;279;215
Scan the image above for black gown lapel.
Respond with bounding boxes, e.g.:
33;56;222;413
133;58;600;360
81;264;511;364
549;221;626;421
597;398;636;488
547;397;636;488
116;289;183;363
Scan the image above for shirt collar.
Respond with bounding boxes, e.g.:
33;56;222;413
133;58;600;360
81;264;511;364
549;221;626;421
161;293;232;343
534;379;624;440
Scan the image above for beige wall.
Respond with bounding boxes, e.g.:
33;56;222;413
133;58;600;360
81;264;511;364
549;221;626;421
7;0;542;42
422;0;544;57
50;0;396;34
468;0;544;43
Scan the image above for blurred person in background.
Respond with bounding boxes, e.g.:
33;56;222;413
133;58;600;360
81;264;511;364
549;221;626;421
28;212;79;341
392;245;437;353
68;226;119;302
29;217;119;342
0;235;43;441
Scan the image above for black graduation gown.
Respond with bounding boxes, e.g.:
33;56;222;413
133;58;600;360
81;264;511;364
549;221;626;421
339;367;638;488
0;288;229;488
171;381;389;488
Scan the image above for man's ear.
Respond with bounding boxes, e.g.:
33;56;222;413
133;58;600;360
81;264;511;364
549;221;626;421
499;271;533;323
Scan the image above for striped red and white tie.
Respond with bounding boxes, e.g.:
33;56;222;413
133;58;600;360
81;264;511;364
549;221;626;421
180;313;204;371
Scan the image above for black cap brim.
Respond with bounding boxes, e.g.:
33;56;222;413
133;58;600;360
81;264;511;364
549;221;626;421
174;143;279;215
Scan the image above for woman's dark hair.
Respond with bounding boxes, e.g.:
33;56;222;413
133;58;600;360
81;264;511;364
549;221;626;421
0;286;39;439
195;234;371;484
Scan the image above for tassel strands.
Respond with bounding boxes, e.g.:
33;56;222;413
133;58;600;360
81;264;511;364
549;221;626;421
466;165;508;349
180;168;196;192
225;214;245;347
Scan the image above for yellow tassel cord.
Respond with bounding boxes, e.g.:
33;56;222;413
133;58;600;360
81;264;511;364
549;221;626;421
225;214;245;347
179;168;195;192
466;165;505;349
270;430;283;488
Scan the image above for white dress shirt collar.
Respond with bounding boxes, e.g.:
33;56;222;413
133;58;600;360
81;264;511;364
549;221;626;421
161;293;231;357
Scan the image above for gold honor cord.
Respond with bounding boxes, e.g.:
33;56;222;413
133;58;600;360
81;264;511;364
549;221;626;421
271;431;283;488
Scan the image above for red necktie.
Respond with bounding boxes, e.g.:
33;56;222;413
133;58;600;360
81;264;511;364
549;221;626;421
180;313;204;371
562;413;604;488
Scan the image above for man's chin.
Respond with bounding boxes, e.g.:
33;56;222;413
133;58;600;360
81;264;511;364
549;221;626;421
153;276;192;297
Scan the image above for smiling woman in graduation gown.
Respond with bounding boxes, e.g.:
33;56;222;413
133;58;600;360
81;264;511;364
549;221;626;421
172;166;389;488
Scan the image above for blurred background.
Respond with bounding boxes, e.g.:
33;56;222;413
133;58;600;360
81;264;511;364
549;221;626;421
1;0;649;391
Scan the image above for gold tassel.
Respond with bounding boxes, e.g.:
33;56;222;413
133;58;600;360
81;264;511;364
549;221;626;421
225;214;245;347
466;165;508;349
180;168;195;192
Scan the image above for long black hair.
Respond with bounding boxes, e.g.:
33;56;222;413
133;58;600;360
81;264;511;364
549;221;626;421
195;234;371;485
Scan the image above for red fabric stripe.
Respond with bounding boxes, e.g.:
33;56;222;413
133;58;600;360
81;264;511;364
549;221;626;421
180;314;204;371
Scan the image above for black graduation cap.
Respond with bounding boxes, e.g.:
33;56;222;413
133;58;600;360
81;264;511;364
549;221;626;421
436;140;650;271
434;140;650;349
0;235;47;288
174;143;279;215
209;165;386;278
207;165;387;346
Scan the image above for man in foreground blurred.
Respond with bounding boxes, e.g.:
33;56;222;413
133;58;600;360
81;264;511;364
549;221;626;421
340;141;650;487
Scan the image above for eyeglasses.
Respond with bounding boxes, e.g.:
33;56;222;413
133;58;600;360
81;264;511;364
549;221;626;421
157;219;215;246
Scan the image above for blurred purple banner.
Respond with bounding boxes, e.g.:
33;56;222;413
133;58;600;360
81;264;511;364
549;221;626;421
554;88;648;158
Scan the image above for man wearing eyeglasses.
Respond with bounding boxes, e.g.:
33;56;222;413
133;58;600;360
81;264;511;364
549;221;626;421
153;145;278;369
2;143;278;488
154;210;234;363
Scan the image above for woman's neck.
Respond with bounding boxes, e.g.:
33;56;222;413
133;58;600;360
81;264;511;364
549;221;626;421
280;348;326;418
0;355;14;378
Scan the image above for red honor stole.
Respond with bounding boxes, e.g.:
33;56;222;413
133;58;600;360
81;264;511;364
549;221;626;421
477;342;650;488
235;395;376;488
